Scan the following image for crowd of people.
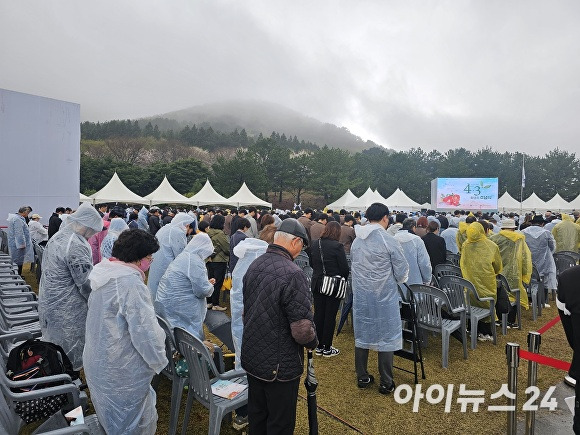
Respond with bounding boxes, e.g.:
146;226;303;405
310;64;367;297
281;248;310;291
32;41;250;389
4;200;580;434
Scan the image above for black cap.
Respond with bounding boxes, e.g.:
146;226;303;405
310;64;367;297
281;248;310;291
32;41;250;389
530;215;546;224
277;218;309;248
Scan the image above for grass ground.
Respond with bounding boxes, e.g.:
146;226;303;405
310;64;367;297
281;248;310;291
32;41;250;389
19;267;572;435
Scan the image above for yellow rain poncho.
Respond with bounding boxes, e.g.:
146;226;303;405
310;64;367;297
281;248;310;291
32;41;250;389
490;230;532;310
456;222;470;253
551;214;580;252
460;222;503;310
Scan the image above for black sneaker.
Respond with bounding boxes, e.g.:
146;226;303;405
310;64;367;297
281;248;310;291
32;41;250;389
379;382;396;395
323;346;340;357
357;374;375;388
314;347;323;356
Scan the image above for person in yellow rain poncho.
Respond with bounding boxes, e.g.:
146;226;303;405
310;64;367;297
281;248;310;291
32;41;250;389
552;214;580;252
490;219;532;318
456;215;477;253
460;222;503;338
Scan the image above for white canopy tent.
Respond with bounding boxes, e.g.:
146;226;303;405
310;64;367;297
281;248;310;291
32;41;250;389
227;182;272;208
568;194;580;211
143;176;191;206
521;192;548;212
383;188;422;211
186;179;232;206
345;187;385;211
497;191;522;212
326;189;358;210
421;202;430;209
90;172;148;205
543;193;572;212
80;193;91;203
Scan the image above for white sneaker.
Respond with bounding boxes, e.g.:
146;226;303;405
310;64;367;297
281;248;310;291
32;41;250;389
543;303;551;308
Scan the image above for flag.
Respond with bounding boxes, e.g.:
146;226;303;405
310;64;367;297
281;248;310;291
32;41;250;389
521;158;526;188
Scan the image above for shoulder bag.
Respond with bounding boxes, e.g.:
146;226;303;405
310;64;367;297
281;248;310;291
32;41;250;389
319;239;347;299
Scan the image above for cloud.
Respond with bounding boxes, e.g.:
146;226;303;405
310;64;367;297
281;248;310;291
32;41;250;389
1;0;579;156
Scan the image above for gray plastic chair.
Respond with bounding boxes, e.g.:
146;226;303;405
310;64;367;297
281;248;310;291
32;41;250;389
409;284;468;368
438;275;496;349
433;264;462;282
554;252;577;276
497;274;521;335
445;251;460;266
524;265;543;321
558;251;580;262
156;316;187;435
174;327;248;435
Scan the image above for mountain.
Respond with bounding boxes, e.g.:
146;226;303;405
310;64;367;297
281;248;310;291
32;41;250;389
149;100;380;153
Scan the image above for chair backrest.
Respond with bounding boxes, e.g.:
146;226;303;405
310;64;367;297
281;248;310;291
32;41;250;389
558;251;580;262
409;284;450;329
434;264;462;281
437;275;468;311
156;316;176;377
294;251;310;270
174;327;220;408
553;253;576;276
446;251;460;266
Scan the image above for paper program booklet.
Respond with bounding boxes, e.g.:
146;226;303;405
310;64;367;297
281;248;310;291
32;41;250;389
211;379;247;399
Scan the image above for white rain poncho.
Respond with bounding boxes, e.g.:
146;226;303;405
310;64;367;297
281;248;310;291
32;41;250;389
393;230;432;285
38;202;103;370
147;213;193;299
231;238;268;369
155;233;215;340
84;259;167;435
137;206;149;231
100;218;129;260
7;214;34;265
351;224;409;351
440;227;459;254
522;225;557;289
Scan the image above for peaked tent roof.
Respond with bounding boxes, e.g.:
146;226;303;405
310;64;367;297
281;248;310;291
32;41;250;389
326;189;358;210
421;202;431;209
186;179;233;206
345;187;384;211
521;192;547;211
568;194;580;210
90;172;148;205
143;176;191;206
383;188;422;211
543;193;572;211
497;191;521;212
227;182;272;208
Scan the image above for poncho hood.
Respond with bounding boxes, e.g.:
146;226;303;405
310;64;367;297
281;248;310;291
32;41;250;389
89;259;143;291
233;237;268;259
355;223;384;240
466;222;486;243
498;229;525;242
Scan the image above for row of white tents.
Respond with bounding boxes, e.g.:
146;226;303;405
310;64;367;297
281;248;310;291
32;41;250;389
81;173;272;208
81;173;578;212
325;188;580;212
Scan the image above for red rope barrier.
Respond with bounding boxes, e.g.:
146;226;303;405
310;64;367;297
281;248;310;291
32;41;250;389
519;349;571;372
537;316;561;335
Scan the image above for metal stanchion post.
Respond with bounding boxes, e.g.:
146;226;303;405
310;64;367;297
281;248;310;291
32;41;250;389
526;332;542;435
507;342;520;435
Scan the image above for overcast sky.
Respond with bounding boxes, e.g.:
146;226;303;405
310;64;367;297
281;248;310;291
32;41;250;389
1;1;579;155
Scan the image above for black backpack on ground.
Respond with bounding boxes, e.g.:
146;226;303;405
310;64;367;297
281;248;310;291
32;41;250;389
5;339;77;423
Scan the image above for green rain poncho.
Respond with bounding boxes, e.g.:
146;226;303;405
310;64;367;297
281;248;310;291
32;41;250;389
460;222;503;310
552;214;580;252
490;230;532;310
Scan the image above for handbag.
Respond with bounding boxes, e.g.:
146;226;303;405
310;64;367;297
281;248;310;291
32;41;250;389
318;239;347;299
496;278;511;315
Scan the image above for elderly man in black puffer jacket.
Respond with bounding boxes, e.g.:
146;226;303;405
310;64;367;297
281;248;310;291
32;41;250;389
242;218;317;435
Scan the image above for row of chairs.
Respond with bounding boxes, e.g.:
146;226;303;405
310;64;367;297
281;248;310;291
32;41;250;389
0;252;101;434
156;316;248;435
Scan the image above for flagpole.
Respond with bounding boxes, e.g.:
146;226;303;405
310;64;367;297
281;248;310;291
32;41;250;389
520;155;525;218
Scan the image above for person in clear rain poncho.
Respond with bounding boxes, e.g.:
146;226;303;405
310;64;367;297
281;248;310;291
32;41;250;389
38;202;103;370
490;219;532;314
137;206;150;231
147;212;196;299
84;229;167;435
552;214;580;253
100;217;129;260
7;206;34;275
155;232;216;340
231;237;268;369
522;215;558;292
393;218;432;285
351;203;409;394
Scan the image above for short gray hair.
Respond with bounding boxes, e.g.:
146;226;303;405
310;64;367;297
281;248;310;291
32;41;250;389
273;231;295;244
